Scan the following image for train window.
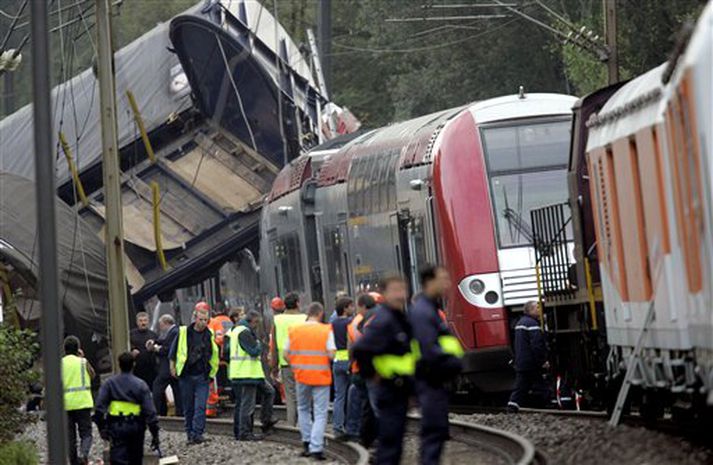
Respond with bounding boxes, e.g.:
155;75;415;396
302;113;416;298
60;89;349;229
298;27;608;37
365;155;380;214
377;153;391;213
386;151;399;211
275;234;304;294
481;119;571;248
323;227;348;293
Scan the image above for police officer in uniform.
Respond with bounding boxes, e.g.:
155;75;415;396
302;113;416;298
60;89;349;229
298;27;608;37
410;265;464;465
352;274;415;465
62;336;95;465
93;352;160;465
507;301;550;412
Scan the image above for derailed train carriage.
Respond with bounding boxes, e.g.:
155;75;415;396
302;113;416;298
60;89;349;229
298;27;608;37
260;93;577;392
536;3;713;417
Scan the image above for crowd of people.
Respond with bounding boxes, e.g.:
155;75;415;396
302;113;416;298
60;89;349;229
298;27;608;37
61;263;469;465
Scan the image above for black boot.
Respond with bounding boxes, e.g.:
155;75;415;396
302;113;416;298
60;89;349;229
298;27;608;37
301;442;310;457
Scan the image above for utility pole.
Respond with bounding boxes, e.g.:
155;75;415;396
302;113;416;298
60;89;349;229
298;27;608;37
317;0;331;95
603;0;619;84
30;2;70;464
96;0;130;368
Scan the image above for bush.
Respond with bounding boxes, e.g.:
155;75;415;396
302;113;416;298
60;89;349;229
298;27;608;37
0;326;39;443
0;441;38;465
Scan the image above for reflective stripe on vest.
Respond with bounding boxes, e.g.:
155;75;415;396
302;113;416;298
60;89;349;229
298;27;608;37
228;326;264;380
373;340;420;379
108;400;141;416
274;313;307;367
287;323;332;386
175;326;220;378
334;349;349;361
438;335;464;358
62;355;93;411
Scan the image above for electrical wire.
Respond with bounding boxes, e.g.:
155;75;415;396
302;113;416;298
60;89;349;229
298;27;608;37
332;17;519;54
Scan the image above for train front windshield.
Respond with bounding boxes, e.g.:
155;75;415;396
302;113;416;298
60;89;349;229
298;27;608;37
481;118;571;248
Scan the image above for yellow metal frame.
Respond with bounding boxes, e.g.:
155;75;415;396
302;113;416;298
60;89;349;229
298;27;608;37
58;131;89;207
151;181;168;271
584;258;598;330
126;90;156;163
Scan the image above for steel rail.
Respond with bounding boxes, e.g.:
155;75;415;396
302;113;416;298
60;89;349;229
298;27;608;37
221;405;541;464
159;416;369;465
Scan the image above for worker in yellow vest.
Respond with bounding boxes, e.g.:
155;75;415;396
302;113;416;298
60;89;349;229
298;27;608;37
331;297;355;439
225;309;277;440
169;303;219;444
271;292;306;426
284;302;335;460
62;336;95;465
93;352;160;465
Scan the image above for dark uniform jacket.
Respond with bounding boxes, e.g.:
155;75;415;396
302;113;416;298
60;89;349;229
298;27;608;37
130;328;158;384
351;304;413;384
513;314;548;372
93;372;159;436
409;294;462;384
155;325;178;378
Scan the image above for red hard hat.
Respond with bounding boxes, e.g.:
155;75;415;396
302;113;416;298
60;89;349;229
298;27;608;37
194;301;211;312
271;297;286;310
369;292;384;304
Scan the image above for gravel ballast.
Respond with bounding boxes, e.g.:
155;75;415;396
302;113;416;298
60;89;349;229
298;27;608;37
451;413;713;465
22;420;341;464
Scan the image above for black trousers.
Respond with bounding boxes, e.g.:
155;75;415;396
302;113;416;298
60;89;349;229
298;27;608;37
374;382;410;465
67;408;92;465
508;370;550;409
416;380;449;465
354;375;377;448
108;419;146;465
153;374;183;416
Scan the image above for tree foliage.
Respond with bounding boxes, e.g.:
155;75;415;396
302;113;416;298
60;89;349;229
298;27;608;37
0;0;708;123
0;326;39;444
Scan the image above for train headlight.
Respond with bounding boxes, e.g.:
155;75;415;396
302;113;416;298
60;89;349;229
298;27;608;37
485;291;499;305
469;279;485;295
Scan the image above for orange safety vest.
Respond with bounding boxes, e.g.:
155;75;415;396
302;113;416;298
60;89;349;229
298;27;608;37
438;309;447;323
209;315;233;348
287;323;332;386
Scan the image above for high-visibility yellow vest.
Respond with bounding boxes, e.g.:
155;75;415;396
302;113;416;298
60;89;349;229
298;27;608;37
228;326;265;380
175;326;219;378
438;335;464;358
334;349;349;361
62;355;93;411
373;340;421;379
274;313;306;367
108;400;141;416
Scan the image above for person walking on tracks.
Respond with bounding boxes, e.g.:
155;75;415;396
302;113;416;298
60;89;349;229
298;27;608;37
225;309;276;441
272;292;306;426
62;336;95;465
507;300;550;413
284;302;335;460
352;274;416;465
147;314;182;416
410;265;464;465
130;311;158;389
332;296;355;439
169;303;219;444
93;352;160;465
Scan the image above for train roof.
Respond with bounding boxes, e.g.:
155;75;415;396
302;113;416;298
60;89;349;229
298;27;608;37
586;64;666;151
468;93;578;124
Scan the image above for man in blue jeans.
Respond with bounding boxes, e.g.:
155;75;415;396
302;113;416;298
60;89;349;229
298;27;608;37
169;302;219;444
331;296;355;439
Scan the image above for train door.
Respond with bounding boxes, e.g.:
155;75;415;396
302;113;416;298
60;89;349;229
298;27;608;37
302;183;324;304
392;210;430;297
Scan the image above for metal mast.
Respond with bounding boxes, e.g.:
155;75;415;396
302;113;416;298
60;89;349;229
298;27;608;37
96;0;130;367
317;0;332;95
603;0;619;84
30;1;69;463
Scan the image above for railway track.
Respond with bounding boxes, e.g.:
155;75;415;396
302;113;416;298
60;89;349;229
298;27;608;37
160;416;369;464
199;405;542;464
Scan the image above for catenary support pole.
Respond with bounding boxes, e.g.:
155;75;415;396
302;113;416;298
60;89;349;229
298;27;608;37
317;0;331;95
30;2;69;464
96;0;130;368
604;0;619;84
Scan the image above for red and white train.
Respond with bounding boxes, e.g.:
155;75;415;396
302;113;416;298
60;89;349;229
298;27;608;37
260;92;576;391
